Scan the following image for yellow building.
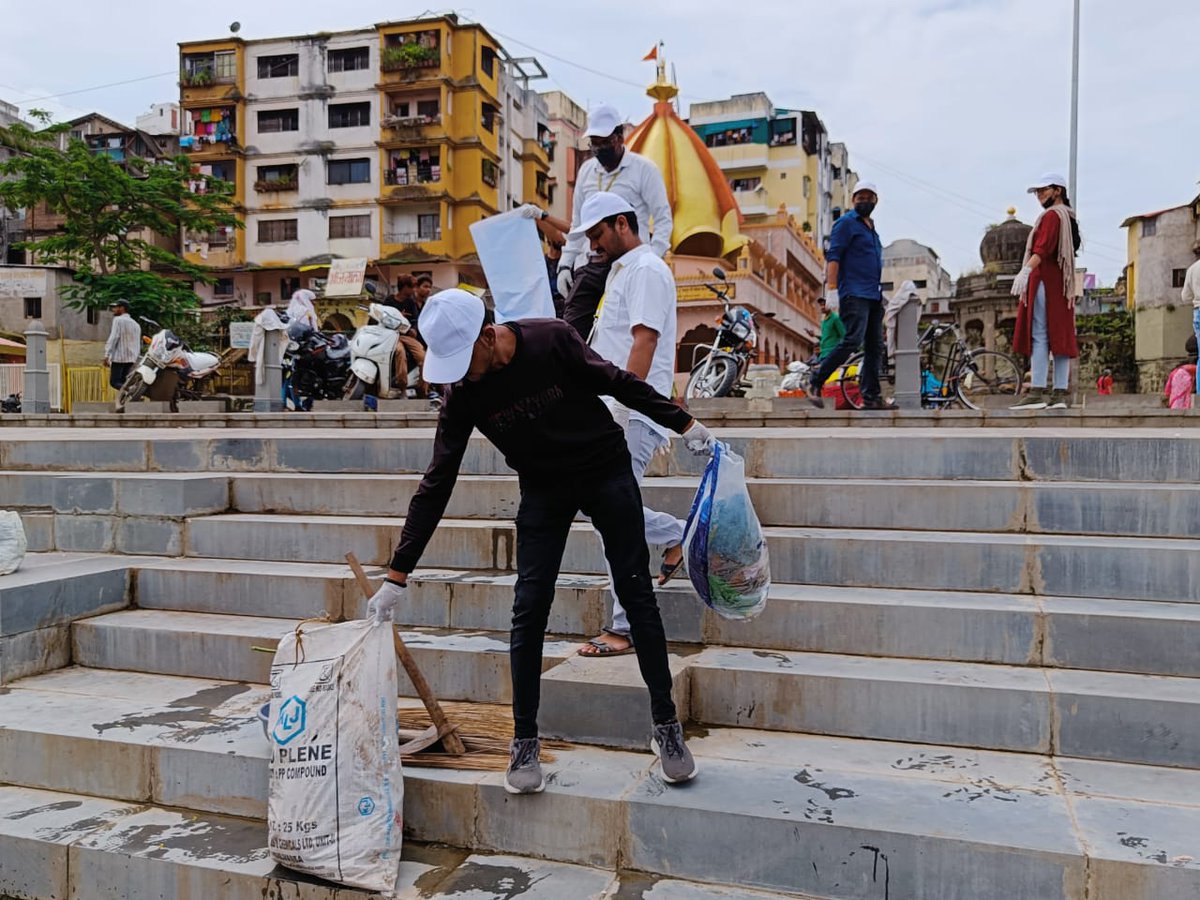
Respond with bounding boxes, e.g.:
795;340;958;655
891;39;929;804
178;14;554;308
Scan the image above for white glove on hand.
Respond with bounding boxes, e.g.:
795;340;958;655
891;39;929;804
683;420;716;456
1011;266;1032;298
824;289;839;312
366;579;405;624
556;266;575;298
516;203;543;220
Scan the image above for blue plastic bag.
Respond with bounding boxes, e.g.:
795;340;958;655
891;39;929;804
681;443;770;620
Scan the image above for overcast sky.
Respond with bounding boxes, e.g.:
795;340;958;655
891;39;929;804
3;0;1196;284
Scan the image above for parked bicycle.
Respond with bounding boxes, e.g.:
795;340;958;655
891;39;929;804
835;320;1022;410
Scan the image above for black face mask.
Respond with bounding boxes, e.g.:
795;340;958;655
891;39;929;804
1041;195;1057;210
594;145;622;170
854;201;876;217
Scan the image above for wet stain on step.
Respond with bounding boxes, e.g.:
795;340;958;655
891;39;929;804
91;681;253;741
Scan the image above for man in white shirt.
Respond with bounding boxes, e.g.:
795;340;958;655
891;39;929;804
1183;254;1200;395
570;192;686;658
557;103;673;309
103;299;142;390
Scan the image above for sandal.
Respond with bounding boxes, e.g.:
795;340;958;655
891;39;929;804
577;632;636;657
658;546;685;586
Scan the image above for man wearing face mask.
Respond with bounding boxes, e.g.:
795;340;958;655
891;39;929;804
557;103;672;302
809;182;890;409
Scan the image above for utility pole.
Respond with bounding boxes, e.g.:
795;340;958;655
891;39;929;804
1069;0;1080;202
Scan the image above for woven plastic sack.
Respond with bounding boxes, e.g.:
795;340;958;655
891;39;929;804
268;619;403;894
0;511;27;576
681;443;770;620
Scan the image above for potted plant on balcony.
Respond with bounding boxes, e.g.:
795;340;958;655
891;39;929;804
381;42;437;71
181;68;214;87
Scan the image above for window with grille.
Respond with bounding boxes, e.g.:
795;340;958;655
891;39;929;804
86;306;99;325
1142;218;1157;237
481;103;497;133
1173;269;1188;288
258;109;299;133
329;215;372;239
417;214;440;240
258;54;299;78
327;158;371;185
481;46;497;78
24;297;41;318
214;278;235;296
328;47;370;72
329;102;371;129
258;219;298;243
280;277;300;300
214;52;237;81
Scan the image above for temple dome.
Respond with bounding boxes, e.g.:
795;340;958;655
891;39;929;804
980;209;1032;274
626;67;747;260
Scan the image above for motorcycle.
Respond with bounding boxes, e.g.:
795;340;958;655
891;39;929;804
281;318;352;411
1;393;20;413
115;318;221;413
777;359;813;397
684;267;775;399
342;302;422;402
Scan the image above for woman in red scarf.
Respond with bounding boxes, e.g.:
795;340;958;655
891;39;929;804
1009;173;1082;410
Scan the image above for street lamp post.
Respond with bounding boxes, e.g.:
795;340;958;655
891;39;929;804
1069;0;1080;203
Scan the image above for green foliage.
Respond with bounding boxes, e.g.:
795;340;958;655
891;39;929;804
1076;309;1137;382
0;111;240;323
381;43;437;68
168;304;255;354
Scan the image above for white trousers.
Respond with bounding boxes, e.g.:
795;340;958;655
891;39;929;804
603;418;685;636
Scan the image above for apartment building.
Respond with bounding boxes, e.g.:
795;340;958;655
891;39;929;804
178;14;554;308
686;92;850;248
540;90;588;222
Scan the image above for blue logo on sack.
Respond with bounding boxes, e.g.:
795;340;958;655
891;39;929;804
272;696;307;746
357;796;375;816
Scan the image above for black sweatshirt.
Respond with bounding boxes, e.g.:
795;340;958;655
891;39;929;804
389;318;693;573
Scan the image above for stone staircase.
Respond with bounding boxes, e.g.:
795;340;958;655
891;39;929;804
1;425;1198;899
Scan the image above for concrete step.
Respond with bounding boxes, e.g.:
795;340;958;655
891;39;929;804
68;611;1200;767
72;609;580;707
3;425;1200;483
0;667;1195;900
228;471;1200;538
130;559;1200;678
182;514;1200;604
0;786;704;900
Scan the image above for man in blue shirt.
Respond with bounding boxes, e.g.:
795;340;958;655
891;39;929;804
810;182;890;409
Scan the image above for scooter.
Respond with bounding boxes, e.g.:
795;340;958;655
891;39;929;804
115;318;221;412
342;303;421;402
282;319;352;411
1;393;20;413
684;267;775;399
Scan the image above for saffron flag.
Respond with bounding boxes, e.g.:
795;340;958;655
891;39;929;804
643;45;658;61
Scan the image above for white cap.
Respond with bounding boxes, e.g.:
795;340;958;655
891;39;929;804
1027;172;1067;193
569;191;635;237
418;288;486;384
852;181;879;198
584;103;623;138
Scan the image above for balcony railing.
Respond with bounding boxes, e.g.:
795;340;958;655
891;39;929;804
384;230;441;244
381;114;441;129
180;70;236;87
254;178;299;193
385;170;440;187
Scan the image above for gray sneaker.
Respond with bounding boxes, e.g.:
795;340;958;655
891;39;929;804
1046;389;1069;410
1010;388;1047;410
504;737;545;794
651;721;698;784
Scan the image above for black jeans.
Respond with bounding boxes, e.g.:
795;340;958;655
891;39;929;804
813;296;885;402
509;464;677;739
109;362;134;391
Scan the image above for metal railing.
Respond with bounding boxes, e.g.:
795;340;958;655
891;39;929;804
0;363;63;411
383;230;441;244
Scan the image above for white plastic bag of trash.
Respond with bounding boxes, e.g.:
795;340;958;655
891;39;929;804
267;618;403;894
0;511;27;576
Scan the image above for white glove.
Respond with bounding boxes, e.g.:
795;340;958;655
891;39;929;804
683;420;716;456
824;289;839;312
556;266;575;298
516;203;543;220
1011;266;1032;298
366;579;405;624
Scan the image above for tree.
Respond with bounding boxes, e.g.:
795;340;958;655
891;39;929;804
0;110;240;322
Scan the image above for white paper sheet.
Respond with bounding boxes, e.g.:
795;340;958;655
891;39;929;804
469;211;555;323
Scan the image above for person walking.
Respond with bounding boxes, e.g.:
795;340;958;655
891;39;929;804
808;182;889;409
556;104;672;303
366;289;713;793
817;296;845;362
103;299;141;391
566;192;686;659
1009;173;1081;411
1181;251;1200;396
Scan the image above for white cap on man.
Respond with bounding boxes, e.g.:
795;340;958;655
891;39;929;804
1027;172;1067;193
569;191;635;237
418;289;486;384
584;103;623;138
852;181;879;197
